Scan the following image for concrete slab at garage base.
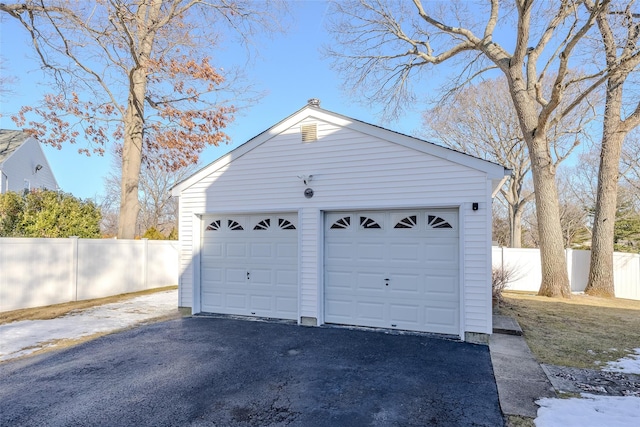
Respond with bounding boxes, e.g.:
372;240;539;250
0;317;503;427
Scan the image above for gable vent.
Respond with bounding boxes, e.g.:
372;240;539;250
301;123;318;142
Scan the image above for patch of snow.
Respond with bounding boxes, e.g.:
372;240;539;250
0;290;177;362
604;348;640;375
535;394;640;427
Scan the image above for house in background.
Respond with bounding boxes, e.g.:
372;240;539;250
172;100;510;342
0;130;58;194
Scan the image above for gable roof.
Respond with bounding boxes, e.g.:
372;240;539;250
0;130;30;164
172;103;510;195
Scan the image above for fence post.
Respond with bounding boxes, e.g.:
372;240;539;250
69;236;79;301
142;238;148;290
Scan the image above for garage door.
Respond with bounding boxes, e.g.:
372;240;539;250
201;213;298;320
325;209;459;335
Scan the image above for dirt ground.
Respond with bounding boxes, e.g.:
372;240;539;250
0;286;178;325
497;291;640;370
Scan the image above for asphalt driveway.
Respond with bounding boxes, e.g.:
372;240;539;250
0;317;503;426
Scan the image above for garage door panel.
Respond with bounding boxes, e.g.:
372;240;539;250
325;298;353;320
425;275;458;294
389;304;419;325
202;242;223;257
225;293;248;310
276;269;297;287
250;243;272;258
249;268;272;286
250;295;272;312
277;242;297;258
426;244;457;263
357;243;385;261
357;272;386;292
201;267;222;283
226;243;247;258
201;291;223;309
389;243;422;263
275;296;297;314
357;301;385;322
326;242;353;261
200;214;298;320
325;209;459;335
325;270;353;289
225;268;247;285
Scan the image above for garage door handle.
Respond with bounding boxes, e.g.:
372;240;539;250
247;272;250;280
385;278;390;286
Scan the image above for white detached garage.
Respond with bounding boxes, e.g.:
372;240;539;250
172;100;509;342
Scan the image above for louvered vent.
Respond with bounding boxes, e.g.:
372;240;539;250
301;123;318;142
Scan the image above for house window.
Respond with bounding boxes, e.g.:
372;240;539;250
23;179;30;195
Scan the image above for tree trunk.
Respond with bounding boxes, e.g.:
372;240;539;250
117;82;144;239
585;79;625;297
510;204;523;248
529;135;571;298
116;0;159;239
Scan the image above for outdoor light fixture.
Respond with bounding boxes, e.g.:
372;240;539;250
472;202;479;211
297;174;313;185
35;164;43;173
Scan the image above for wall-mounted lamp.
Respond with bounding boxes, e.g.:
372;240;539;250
297;174;313;185
35;164;43;173
472;202;479;211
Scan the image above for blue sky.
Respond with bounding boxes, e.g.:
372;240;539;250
0;1;426;201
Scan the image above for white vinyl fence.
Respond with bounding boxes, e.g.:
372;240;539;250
492;247;640;301
0;237;178;312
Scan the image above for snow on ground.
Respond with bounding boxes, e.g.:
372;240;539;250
535;347;640;426
535;394;640;427
604;348;640;374
0;290;177;362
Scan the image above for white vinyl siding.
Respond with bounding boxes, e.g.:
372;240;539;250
175;109;503;337
0;137;58;193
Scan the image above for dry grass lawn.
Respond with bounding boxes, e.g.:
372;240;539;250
497;291;640;369
0;285;177;325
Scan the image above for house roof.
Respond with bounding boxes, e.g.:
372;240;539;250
0;129;30;164
172;102;511;195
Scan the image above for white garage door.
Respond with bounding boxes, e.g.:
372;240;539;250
325;209;459;335
200;213;298;320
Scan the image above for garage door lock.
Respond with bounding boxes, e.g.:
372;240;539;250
247;272;250;280
385;278;390;286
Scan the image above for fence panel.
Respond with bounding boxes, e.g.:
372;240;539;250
492;246;640;300
0;238;178;312
613;252;640;300
0;238;73;311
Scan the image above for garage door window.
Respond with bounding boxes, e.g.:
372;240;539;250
278;218;296;230
394;215;417;229
206;220;221;231
427;215;452;229
330;216;351;229
359;216;381;229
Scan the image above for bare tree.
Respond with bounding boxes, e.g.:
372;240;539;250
101;153;195;237
0;1;287;239
621;129;640;199
327;0;614;297
423;76;595;247
585;0;640;296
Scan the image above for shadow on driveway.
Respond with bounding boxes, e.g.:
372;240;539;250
0;317;503;426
